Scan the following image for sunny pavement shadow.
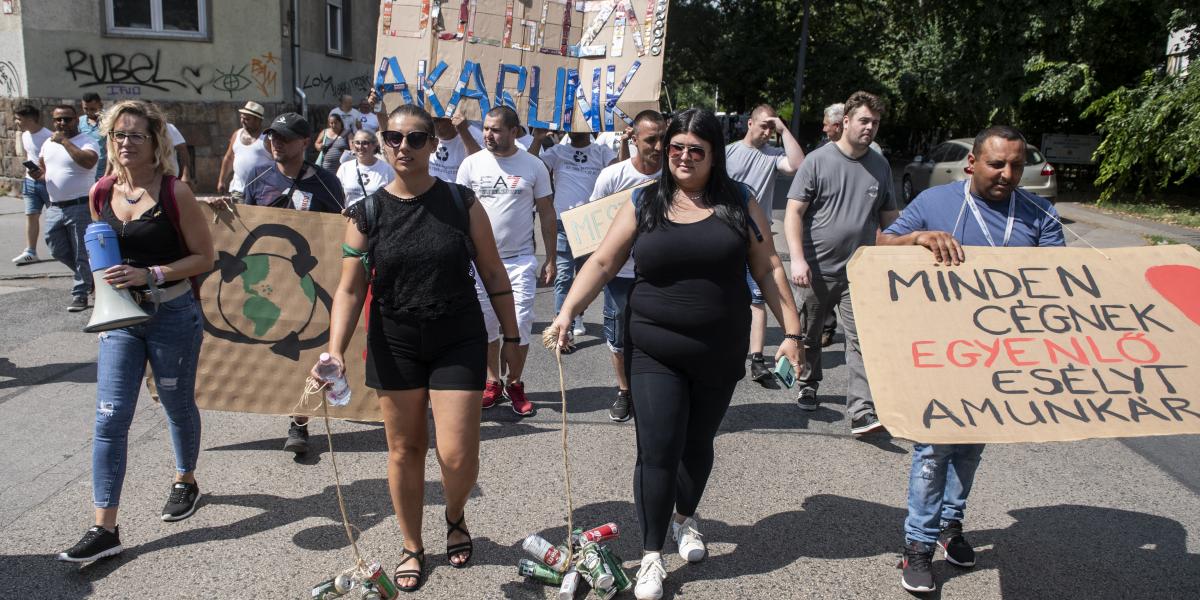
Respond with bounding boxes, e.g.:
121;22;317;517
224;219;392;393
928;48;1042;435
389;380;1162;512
0;356;96;391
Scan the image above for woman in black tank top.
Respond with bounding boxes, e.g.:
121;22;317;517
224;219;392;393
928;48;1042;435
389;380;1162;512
58;100;215;564
551;108;804;596
317;104;521;592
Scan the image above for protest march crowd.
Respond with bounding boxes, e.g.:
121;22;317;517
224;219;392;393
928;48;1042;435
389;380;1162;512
14;77;1063;596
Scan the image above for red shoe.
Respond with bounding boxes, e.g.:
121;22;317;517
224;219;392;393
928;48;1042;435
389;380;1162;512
481;380;503;409
505;381;534;416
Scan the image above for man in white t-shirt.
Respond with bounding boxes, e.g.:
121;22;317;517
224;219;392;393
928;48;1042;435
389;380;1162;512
429;113;482;183
11;104;52;265
37;104;100;312
531;128;616;341
354;97;383;135
164;122;192;187
468;120;528;151
577;109;666;422
725;104;805;385
328;95;358;134
456;106;555;417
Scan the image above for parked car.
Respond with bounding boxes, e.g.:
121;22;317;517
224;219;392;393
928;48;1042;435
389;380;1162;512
902;138;1057;204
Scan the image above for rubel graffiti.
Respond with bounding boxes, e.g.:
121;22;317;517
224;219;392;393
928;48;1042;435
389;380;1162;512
64;49;186;91
62;49;283;99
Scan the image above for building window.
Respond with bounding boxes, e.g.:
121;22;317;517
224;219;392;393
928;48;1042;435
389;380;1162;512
105;0;209;40
327;0;351;57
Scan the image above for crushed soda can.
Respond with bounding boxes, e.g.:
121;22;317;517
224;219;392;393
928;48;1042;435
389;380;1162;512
581;523;619;544
364;562;398;599
597;545;631;591
523;533;570;572
557;570;582;600
359;580;381;600
312;577;349;599
577;543;614;590
519;558;566;585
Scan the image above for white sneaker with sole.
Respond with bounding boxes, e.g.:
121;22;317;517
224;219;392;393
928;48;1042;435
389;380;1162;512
672;515;706;563
572;316;586;337
11;250;36;265
634;552;667;600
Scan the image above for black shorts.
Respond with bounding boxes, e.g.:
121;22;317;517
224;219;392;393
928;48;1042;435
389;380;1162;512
365;302;488;391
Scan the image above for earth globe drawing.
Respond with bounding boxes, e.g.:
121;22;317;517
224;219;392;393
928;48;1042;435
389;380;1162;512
199;224;333;360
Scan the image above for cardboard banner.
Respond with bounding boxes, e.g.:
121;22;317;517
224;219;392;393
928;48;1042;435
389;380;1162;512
194;204;382;421
373;0;670;131
848;245;1200;444
560;179;652;256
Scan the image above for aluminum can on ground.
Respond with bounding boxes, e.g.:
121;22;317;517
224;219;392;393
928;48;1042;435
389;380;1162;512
582;523;619;543
364;562;398;599
523;533;570;572
519;558;566;585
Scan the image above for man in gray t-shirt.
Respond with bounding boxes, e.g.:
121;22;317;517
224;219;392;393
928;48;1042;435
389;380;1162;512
783;91;899;434
725;104;806;384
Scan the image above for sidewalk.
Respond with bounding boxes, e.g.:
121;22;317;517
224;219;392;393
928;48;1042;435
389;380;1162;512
0;196;71;280
1055;201;1200;248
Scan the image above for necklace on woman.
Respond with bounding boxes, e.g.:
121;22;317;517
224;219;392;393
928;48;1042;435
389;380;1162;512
676;188;705;203
123;187;146;205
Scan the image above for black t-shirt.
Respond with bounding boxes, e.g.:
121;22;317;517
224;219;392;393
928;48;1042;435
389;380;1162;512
241;163;345;213
346;179;479;320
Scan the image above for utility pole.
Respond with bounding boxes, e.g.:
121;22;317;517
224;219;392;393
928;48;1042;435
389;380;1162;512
791;0;811;135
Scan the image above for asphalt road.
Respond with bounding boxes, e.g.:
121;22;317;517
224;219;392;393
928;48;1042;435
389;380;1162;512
1;197;1198;599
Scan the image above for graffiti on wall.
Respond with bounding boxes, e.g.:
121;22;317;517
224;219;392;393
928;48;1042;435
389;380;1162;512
62;49;280;99
0;60;20;96
302;73;372;100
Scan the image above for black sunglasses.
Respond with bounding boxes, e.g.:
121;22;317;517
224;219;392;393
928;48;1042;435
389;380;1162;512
381;130;431;150
668;142;706;162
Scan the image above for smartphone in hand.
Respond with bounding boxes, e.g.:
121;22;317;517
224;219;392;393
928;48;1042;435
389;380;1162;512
22;160;41;178
774;356;796;389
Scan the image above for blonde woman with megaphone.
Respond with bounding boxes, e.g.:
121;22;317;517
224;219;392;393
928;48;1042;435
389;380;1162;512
57;100;214;564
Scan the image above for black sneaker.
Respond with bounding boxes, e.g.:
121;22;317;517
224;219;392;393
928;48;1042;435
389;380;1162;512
609;389;633;422
67;296;88;312
57;526;122;563
851;412;885;435
899;540;936;592
820;330;835;347
937;520;976;567
284;421;309;454
749;356;772;383
161;481;202;522
796;387;819;411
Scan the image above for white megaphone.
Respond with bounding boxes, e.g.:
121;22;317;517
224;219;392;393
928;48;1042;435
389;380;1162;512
83;222;151;333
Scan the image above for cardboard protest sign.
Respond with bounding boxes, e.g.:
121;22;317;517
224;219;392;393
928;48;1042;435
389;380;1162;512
194;204;382;421
848;245;1200;444
373;0;670;131
560;179;652;256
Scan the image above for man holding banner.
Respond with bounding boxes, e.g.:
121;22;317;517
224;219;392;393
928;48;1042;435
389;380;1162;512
879;125;1064;593
457;106;556;416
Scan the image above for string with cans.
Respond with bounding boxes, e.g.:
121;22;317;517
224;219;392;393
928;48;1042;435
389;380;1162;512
297;378;399;599
518;325;632;599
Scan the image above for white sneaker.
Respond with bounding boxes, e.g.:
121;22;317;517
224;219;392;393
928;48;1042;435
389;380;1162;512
11;250;36;265
572;316;586;337
634;552;667;600
672;515;706;563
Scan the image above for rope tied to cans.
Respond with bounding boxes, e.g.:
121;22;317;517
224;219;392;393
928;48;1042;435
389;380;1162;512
542;324;577;567
297;378;369;575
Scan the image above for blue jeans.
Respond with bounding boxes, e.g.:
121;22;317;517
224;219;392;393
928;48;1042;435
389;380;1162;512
43;201;93;298
93;293;204;508
603;276;633;353
745;265;764;305
554;221;576;314
904;443;986;545
21;178;48;215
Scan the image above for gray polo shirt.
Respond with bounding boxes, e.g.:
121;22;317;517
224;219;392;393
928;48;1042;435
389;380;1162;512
725;141;785;222
786;142;895;278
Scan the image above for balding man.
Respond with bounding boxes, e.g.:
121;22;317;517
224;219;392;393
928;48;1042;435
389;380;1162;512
725;104;805;384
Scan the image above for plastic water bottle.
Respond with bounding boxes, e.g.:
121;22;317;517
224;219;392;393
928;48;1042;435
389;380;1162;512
316;352;351;406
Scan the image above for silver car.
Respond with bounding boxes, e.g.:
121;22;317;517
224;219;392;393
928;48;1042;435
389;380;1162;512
902;138;1057;204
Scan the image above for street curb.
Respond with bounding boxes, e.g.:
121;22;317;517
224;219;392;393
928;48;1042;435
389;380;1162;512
1057;202;1200;245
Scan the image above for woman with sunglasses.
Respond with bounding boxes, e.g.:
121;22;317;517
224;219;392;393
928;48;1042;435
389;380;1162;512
315;112;350;171
316;104;520;592
58;100;215;563
336;129;394;207
551;108;803;600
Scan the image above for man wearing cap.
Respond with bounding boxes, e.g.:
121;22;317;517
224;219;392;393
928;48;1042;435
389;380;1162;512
216;101;273;195
239;112;346;454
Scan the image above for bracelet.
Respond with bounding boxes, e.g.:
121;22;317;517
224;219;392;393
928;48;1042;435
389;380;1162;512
502;336;521;343
488;289;513;298
150;266;166;286
783;333;803;342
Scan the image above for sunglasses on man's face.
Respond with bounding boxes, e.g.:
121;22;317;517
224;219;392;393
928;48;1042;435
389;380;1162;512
380;130;431;150
668;142;706;162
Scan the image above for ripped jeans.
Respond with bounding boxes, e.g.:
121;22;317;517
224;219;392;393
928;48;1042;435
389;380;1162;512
93;293;204;508
904;443;985;545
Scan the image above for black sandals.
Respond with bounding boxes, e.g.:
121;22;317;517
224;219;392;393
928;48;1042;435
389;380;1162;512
445;511;474;568
393;547;426;593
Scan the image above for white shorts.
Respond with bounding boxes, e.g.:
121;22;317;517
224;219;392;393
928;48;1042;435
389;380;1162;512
475;254;537;345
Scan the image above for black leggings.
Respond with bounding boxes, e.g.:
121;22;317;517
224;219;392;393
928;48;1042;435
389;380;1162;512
631;363;737;551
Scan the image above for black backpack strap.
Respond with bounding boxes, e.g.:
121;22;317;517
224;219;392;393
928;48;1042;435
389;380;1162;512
447;181;469;228
363;192;378;237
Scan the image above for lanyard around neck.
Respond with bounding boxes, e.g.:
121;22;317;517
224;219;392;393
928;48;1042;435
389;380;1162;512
959;181;1015;247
